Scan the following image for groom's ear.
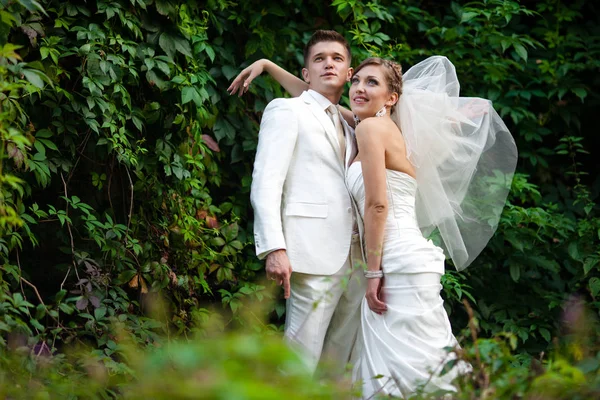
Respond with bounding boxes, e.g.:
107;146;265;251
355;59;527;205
302;68;310;83
346;67;353;82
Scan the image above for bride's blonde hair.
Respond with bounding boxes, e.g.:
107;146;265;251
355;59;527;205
353;57;403;108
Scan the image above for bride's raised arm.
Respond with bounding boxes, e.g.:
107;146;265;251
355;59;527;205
227;59;307;97
228;58;356;128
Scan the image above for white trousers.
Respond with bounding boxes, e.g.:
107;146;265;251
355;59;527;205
284;234;366;375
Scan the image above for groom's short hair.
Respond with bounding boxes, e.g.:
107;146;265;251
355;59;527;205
303;30;352;66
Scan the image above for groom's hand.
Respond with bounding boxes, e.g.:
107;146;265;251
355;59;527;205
266;249;293;299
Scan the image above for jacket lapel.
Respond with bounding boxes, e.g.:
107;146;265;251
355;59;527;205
301;91;342;159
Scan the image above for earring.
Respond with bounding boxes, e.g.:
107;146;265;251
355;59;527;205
375;106;387;117
353;114;361;126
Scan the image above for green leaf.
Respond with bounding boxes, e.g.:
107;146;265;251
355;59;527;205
221;222;239;242
94;307;107;320
589;277;600;298
39;139;58;151
22;69;45;88
460;11;478;23
584;257;599;275
181;86;202;106
539;328;551;342
116;270;137;284
211;237;226;247
30;319;45;331
572;88;587;101
213;118;235;141
510;264;520;282
55;289;67;302
568;242;581;261
159;32;192;60
229;240;243;250
59;303;74;315
204;45;215;62
513;43;528;62
35;304;46;319
159;32;176;60
221;65;238;81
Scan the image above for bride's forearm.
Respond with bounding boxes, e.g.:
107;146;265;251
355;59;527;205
262;59;308;97
363;207;387;271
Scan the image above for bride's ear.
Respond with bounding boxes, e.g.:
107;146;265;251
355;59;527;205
387;92;399;108
302;68;310;83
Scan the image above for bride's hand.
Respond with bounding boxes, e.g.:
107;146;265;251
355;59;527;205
366;277;387;314
227;59;267;97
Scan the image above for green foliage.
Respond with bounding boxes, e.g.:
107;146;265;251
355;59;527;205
0;326;353;399
0;0;599;398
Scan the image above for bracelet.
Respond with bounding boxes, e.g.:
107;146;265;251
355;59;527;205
364;270;383;279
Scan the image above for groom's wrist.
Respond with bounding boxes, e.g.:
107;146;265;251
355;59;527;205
262;248;285;260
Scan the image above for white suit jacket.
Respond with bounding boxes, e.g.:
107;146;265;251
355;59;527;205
250;90;357;275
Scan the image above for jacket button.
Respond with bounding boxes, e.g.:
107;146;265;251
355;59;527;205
347;207;352;213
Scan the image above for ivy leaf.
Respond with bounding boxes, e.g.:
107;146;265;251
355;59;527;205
460;11;478;23
583;257;599;275
17;0;48;16
589;277;600;298
94;307;107;320
22;69;45;88
159;32;177;60
213;118;235;141
568;242;581;261
146;70;168;91
155;0;177;16
510;264;520;282
35;304;46;320
572;88;587;102
159;32;191;61
222;223;239;242
204;45;215;62
181;86;201;106
30;319;45;331
221;65;238;81
211;237;226;247
539;328;551;342
116;270;137;284
55;289;67;302
513;43;528;62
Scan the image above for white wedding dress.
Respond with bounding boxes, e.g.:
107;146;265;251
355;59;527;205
347;161;468;399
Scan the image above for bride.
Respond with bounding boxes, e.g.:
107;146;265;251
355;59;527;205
230;55;517;398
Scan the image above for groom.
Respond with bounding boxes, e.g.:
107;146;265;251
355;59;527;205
250;30;365;374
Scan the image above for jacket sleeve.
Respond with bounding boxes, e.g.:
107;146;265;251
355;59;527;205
250;98;299;259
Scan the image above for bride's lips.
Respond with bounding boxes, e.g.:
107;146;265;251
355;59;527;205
352;96;368;104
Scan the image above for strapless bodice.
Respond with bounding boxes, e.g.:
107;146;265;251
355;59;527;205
346;162;445;274
347;162;421;229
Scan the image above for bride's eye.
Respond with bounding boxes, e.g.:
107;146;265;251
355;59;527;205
351;77;359;84
368;79;378;85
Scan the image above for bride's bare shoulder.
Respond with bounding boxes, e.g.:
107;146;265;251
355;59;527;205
355;117;399;139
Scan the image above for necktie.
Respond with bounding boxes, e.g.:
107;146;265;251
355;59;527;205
326;104;346;163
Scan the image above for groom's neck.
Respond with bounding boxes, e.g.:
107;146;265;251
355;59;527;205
311;87;343;105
